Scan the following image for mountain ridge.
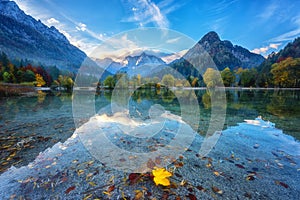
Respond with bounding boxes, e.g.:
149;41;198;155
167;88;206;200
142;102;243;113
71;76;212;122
0;0;86;71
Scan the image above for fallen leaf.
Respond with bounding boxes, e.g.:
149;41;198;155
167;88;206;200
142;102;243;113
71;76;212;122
65;186;76;194
128;173;141;184
107;185;115;193
83;194;93;200
186;193;197;200
206;163;212;168
155;157;162;165
134;190;143;200
212;186;223;195
275;180;289;188
152;168;172;186
77;169;84;176
213;171;220;176
235;164;245;169
147;159;156;169
88;182;97;187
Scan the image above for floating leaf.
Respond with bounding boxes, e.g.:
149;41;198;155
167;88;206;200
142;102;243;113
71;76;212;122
65;185;76;194
152;168;172;186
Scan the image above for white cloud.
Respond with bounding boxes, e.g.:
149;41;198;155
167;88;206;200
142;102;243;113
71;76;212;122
251;43;282;55
124;0;169;29
76;22;87;31
166;37;181;44
251;47;269;55
46;17;59;25
269;43;281;49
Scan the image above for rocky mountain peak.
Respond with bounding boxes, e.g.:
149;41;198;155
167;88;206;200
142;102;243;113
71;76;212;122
199;31;221;44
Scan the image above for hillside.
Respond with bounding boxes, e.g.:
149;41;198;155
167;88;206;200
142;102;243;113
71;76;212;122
0;0;86;71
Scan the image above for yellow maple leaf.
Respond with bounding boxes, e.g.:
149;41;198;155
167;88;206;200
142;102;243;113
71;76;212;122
152;168;172;186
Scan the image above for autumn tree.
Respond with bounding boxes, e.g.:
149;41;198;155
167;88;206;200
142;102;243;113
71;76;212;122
271;57;300;88
203;68;223;88
35;74;46;87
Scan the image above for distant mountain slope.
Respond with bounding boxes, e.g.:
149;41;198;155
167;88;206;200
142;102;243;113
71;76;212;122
197;31;265;70
0;0;86;71
169;31;265;79
257;37;300;86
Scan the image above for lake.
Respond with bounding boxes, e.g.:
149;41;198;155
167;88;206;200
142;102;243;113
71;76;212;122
0;89;299;173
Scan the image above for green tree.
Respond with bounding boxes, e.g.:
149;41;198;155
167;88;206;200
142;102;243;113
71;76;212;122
221;67;235;87
161;74;175;87
23;70;36;82
203;68;223;88
3;71;12;83
237;68;257;87
271;57;300;88
103;75;115;89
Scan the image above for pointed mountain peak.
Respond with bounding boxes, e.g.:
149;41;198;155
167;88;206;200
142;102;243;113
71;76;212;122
199;31;221;44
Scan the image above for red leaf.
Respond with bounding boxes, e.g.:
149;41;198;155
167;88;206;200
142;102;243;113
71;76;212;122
128;173;140;184
107;185;115;192
65;186;76;194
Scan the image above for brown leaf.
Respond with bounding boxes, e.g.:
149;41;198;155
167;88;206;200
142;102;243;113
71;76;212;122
212;186;223;195
147;159;156;169
65;185;76;194
155;157;162;165
186;193;197;200
235;164;245;169
275;180;289;188
107;185;115;193
134;190;143;200
174;161;184;168
128;173;140;184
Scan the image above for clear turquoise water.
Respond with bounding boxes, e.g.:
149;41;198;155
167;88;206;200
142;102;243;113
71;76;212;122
0;89;299;172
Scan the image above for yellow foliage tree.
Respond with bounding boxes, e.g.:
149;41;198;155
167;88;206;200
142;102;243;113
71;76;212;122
35;73;45;87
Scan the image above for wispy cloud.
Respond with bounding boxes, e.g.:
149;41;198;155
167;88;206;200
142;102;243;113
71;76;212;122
251;43;282;55
269;15;300;42
166;37;181;44
258;2;278;20
123;0;176;29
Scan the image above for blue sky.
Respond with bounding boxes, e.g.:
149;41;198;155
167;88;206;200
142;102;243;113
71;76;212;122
14;0;300;57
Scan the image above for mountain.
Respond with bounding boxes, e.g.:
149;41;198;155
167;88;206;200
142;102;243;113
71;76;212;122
196;31;265;70
99;52;166;76
0;0;86;71
168;31;265;79
256;37;300;87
